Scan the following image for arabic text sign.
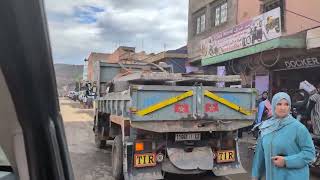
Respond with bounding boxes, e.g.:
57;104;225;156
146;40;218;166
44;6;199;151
201;8;281;59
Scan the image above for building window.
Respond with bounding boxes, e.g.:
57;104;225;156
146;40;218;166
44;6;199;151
196;14;206;34
262;0;284;30
213;1;228;26
262;0;283;12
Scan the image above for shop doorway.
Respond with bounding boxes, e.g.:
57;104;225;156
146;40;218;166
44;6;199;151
272;67;320;96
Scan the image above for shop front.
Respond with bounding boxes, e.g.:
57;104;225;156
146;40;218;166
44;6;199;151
199;13;320;98
200;30;317;96
223;51;320;98
270;55;320;96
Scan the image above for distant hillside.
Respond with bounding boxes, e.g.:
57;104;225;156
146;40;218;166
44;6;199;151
54;64;83;93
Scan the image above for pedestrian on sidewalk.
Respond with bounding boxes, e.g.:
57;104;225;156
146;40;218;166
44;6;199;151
252;92;315;180
306;82;320;135
82;95;87;109
251;91;272;139
256;91;272;124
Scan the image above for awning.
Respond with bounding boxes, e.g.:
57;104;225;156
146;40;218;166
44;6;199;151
201;35;306;66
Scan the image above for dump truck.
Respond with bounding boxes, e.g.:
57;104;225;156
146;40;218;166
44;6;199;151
92;61;257;180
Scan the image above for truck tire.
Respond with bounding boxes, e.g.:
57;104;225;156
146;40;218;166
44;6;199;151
112;135;123;180
94;113;108;148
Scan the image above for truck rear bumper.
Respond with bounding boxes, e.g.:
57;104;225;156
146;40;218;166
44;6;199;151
161;159;246;176
162;144;246;176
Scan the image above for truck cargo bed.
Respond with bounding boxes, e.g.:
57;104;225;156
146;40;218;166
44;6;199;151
96;84;256;131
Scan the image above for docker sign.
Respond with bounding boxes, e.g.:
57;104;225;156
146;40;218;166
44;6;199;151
284;57;320;69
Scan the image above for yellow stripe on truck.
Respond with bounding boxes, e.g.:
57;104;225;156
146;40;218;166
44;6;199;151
204;90;252;116
136;90;193;116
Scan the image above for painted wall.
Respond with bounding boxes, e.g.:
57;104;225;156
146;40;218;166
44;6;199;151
284;0;320;35
188;0;238;62
237;0;261;24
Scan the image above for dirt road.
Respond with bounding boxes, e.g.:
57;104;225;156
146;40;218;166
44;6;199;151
60;98;319;180
61;98;114;180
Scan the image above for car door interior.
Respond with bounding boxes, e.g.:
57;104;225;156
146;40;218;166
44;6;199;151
0;0;74;180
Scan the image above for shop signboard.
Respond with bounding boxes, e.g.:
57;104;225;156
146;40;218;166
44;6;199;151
201;8;281;59
274;56;320;71
307;27;320;49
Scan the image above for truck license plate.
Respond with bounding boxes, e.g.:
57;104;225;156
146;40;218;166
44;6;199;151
216;150;236;163
175;133;201;141
134;153;156;168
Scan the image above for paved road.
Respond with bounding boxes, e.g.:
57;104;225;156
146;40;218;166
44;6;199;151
60;98;319;180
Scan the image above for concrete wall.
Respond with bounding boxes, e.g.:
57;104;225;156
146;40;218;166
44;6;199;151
87;53;110;81
107;48;125;63
236;0;320;35
284;0;320;35
188;0;238;62
237;0;260;23
107;48;150;64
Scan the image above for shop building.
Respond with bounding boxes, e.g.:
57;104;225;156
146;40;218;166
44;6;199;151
188;0;320;96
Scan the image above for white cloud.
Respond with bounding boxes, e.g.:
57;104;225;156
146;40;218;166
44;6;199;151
45;0;188;64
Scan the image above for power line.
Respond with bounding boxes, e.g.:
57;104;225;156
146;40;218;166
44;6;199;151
286;9;320;24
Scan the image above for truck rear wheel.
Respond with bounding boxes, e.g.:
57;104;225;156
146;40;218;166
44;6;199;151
94;113;109;148
112;135;123;180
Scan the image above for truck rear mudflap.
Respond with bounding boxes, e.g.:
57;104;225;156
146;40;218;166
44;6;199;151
212;140;247;176
163;144;246;176
166;146;213;170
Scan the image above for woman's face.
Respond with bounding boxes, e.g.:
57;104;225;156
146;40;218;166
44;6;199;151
275;99;290;118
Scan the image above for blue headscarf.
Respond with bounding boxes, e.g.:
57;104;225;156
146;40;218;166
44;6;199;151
259;92;296;138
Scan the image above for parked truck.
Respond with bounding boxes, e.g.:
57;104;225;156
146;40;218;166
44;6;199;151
92;61;257;180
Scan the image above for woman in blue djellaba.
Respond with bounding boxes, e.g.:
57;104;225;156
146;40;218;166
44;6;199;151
252;92;315;180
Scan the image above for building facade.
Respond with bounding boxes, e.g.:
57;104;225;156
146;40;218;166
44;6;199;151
188;0;320;96
86;52;111;82
188;0;238;64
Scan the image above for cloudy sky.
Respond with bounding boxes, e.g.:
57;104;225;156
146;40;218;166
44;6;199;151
45;0;188;65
